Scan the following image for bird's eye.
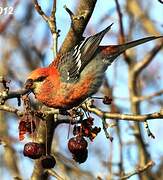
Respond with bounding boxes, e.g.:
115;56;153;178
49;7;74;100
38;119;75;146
35;76;47;82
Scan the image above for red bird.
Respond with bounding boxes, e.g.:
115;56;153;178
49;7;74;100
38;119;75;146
25;24;162;109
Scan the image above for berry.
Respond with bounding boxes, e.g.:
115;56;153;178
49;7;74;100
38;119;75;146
72;149;88;164
41;155;56;169
82;117;94;128
23;142;45;159
68;136;88;154
103;96;112;105
89;127;101;141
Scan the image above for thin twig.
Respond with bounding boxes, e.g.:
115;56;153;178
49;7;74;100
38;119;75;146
32;0;59;57
82;100;163;122
60;0;97;53
133;41;163;75
120;161;154;180
32;0;48;21
102;117;113;141
63;5;74;19
50;0;58;57
47;169;65;180
114;0;131;64
136;90;163;102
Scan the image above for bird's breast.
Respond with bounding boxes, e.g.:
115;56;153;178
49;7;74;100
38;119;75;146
35;74;95;109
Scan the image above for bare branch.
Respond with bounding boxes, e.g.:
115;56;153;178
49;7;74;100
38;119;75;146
133;40;163;75
63;5;74;18
32;0;48;21
120;161;154;180
47;169;64;180
0;89;28;105
126;0;160;35
114;0;131;64
32;0;59;57
0;104;22;116
49;0;58;57
60;0;97;53
136;90;163;102
82;100;163;122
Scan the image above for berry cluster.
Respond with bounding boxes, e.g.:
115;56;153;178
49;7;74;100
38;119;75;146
19;95;56;169
23;142;56;168
19;95;104;167
68;136;88;164
20;116;56;169
68;117;101;163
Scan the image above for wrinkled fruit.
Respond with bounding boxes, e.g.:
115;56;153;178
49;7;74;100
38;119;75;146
68;136;88;154
41;155;56;169
103;96;112;105
23;142;45;159
72;149;88;164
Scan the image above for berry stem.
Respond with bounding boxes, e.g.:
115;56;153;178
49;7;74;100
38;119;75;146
102;117;113;142
45;120;48;156
91;96;103;99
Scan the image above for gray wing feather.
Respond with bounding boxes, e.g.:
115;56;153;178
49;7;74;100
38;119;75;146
58;23;113;82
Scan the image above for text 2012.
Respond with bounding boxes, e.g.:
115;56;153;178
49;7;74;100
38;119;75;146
0;7;14;15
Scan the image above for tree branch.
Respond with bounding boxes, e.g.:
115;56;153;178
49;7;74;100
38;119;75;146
114;0;131;65
1;100;163;123
47;169;64;180
136;90;163;102
133;40;163;75
82;100;163;122
120;161;154;180
0;104;22;116
32;0;48;21
32;0;59;57
59;0;97;53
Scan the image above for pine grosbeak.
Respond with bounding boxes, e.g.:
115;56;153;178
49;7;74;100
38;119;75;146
25;24;162;109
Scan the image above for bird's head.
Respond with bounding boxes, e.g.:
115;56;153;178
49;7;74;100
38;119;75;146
24;67;50;94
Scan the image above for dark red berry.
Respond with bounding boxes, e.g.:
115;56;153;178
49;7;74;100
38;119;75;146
72;149;88;163
23;142;45;159
89;127;101;141
68;136;88;154
41;155;56;169
82;117;94;128
103;96;112;105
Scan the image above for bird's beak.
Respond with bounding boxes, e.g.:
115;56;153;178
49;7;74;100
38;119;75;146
24;79;34;92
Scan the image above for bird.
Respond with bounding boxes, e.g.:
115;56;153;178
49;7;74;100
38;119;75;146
25;24;162;110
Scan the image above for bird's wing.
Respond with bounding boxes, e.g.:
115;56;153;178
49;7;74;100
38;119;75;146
57;23;113;82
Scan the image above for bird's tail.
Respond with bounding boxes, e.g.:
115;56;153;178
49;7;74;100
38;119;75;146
101;36;163;64
117;36;163;53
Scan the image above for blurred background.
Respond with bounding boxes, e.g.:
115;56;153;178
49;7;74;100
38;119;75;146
0;0;163;179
